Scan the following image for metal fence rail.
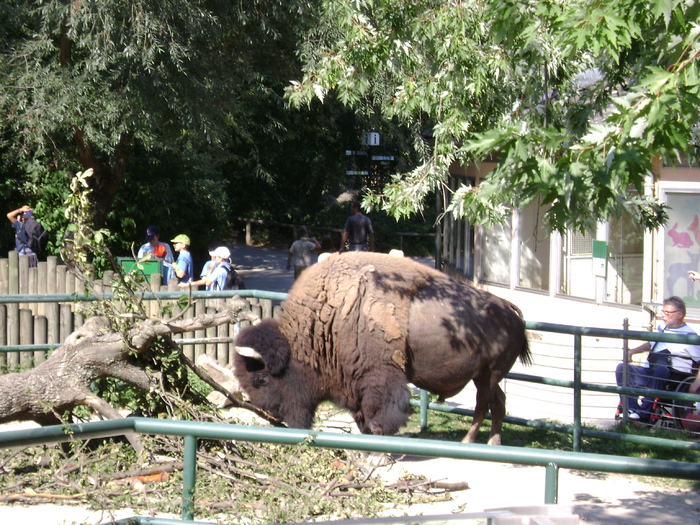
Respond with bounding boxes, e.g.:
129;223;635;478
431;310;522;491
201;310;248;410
4;293;700;452
2;417;700;522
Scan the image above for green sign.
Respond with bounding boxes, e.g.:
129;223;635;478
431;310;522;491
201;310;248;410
592;240;608;259
117;257;162;276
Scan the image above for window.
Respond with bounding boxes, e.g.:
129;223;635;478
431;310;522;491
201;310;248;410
606;214;644;304
518;200;550;291
663;192;700;305
559;230;595;299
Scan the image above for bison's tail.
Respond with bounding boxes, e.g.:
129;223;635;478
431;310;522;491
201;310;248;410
508;302;533;367
519;337;533;367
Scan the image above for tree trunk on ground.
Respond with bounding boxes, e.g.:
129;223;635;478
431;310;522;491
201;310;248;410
0;298;258;426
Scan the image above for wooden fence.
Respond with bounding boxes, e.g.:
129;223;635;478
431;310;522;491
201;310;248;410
0;251;280;374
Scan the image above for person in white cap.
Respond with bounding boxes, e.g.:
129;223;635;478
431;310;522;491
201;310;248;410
182;246;231;290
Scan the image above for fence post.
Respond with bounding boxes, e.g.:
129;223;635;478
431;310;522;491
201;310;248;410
34;315;48;365
60;304;73;343
621;318;629;423
182;434;197;521
0;305;6;370
19;309;33;369
544;462;559;504
573;334;582;452
420;389;429;433
206;306;217;358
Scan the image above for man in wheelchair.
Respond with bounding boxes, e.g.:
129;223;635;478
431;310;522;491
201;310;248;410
615;296;700;423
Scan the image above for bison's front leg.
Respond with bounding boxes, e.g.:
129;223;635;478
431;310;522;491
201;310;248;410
355;372;411;435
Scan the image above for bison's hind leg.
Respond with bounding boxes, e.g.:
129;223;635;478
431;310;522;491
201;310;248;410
356;370;411;436
462;376;506;445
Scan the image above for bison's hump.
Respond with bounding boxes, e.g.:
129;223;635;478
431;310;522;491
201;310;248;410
279;252;439;375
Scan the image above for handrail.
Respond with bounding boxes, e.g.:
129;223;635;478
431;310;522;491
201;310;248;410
0;289;288;303
2;417;699;521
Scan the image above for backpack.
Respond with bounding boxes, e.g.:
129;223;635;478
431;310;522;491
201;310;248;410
222;263;246;290
23;217;48;255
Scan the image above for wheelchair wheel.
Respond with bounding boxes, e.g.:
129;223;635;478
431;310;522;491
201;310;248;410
672;376;700;435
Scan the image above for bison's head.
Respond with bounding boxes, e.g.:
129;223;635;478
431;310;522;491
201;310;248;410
232;318;316;428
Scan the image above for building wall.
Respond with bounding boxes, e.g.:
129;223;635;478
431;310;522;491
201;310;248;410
442;161;700;334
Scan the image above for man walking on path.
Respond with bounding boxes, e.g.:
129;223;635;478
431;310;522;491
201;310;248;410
339;201;375;252
287;227;321;280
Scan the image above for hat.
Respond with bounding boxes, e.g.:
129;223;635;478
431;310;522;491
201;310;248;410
171;234;190;245
22;210;33;219
209;246;231;259
145;225;159;242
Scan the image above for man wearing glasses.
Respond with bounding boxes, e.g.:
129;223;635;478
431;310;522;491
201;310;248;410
615;296;700;421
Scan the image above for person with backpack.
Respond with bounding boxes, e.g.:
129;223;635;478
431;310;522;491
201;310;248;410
181;246;245;291
6;205;47;267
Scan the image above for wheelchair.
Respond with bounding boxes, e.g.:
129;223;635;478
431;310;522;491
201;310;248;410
648;373;700;434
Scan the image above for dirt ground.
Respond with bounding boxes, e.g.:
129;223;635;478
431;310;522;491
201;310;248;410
1;450;699;525
2;411;700;525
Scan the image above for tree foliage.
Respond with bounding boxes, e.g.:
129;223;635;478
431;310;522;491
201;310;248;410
287;0;700;233
0;0;324;237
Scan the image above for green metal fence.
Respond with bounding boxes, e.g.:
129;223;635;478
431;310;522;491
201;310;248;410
3;291;700;454
2;417;700;523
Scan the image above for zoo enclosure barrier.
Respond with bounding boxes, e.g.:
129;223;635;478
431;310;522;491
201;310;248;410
3;284;700;452
2;417;700;523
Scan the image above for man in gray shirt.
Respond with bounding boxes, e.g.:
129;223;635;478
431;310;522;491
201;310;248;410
339;201;375;252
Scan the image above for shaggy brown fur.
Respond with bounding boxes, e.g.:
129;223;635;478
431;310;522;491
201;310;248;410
280;252;432;375
233;251;530;443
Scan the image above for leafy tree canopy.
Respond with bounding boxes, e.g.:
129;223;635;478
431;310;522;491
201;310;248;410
0;0;318;234
287;0;700;233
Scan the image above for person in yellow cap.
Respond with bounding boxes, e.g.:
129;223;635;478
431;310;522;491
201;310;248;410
170;234;193;283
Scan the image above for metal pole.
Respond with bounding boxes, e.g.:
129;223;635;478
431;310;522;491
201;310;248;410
622;318;629;423
544;462;559;504
182;434;197;521
573;334;582;452
420;389;429;432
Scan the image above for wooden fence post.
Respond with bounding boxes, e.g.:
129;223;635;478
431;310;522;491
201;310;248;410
33;315;48;365
0;305;6;370
19;308;33;370
59;304;73;343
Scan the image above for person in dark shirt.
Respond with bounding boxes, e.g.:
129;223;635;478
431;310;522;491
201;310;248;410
339;201;375;252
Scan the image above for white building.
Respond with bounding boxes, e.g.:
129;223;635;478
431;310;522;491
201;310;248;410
441;158;700;333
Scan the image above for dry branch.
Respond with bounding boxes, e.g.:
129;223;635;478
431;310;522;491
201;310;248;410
0;298;258;428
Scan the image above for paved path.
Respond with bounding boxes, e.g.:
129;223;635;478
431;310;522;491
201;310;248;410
231;242;435;293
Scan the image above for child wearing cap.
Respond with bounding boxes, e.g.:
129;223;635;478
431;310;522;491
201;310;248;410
171;234;193;283
182;246;231;291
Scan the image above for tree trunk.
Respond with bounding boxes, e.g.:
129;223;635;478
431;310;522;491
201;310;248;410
73;128;134;229
0;299;257;426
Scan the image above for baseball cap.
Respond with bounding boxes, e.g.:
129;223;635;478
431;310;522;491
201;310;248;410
145;225;159;241
209;246;231;259
23;210;33;219
171;234;191;245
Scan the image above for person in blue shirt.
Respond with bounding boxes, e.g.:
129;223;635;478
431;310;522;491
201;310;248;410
170;234;193;283
182;246;231;291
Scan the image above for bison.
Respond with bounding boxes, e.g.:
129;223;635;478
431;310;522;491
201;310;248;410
232;252;531;444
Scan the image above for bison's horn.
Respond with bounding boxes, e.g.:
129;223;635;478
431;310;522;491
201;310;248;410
234;346;264;361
